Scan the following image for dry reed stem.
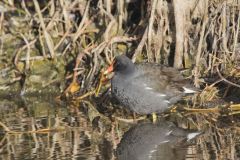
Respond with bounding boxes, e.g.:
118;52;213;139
33;0;55;58
54;29;70;51
75;90;96;100
232;10;240;60
183;107;219;113
132;27;148;62
14;39;37;70
72;1;90;43
59;0;71;31
39;33;46;57
0;12;4;34
194;0;208;88
18;33;30;71
95;70;105;96
216;66;240;88
173;0;186;68
0;121;10;132
114;116;147;124
147;0;157;62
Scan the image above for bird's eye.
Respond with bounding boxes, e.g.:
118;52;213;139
115;61;119;67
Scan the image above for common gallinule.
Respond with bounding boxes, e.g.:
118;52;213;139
104;55;197;115
116;121;201;160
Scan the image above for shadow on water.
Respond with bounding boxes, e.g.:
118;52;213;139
0;93;239;160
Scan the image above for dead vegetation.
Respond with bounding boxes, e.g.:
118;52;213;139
0;1;240;112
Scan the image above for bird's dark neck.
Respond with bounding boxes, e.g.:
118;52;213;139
118;63;135;76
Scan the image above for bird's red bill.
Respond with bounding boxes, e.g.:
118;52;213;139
104;61;114;75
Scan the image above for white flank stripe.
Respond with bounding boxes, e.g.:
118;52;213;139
157;94;166;97
164;100;170;104
187;132;201;141
150;149;156;153
159;140;169;144
145;87;153;90
183;87;196;93
165;130;172;136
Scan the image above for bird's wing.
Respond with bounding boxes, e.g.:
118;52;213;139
132;64;195;99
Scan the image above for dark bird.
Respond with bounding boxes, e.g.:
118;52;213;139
104;55;197;115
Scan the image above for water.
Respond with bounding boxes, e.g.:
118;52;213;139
0;93;239;160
